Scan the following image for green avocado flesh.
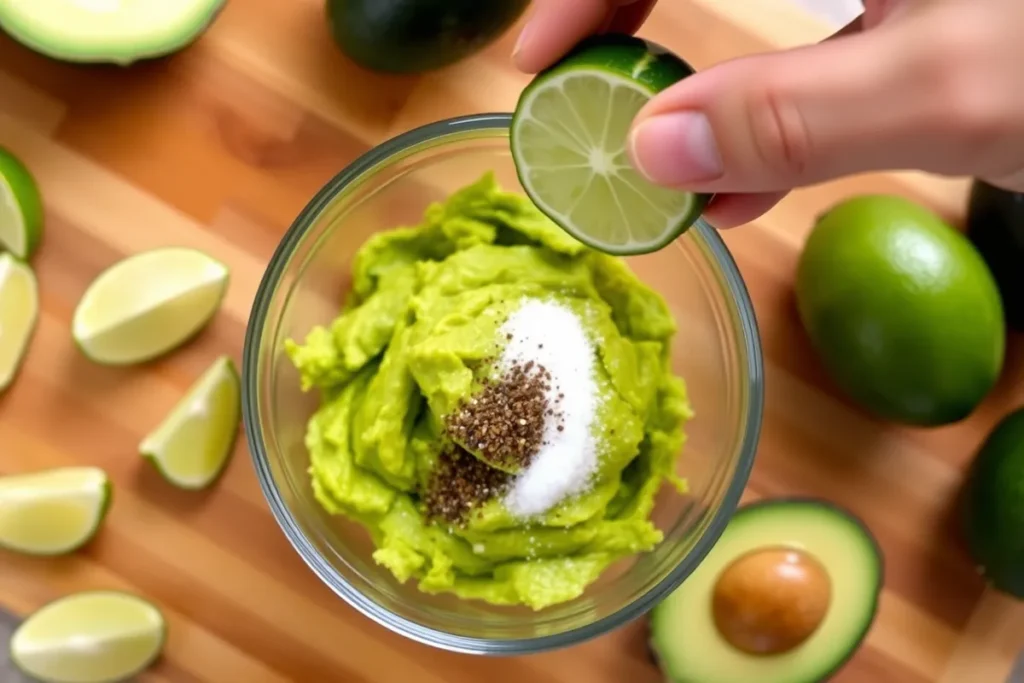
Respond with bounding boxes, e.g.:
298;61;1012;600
962;406;1024;598
651;499;883;683
285;172;692;610
0;0;224;64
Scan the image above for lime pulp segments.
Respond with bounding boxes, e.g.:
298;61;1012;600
10;591;165;683
0;466;111;555
139;355;241;490
71;247;229;365
0;146;43;259
511;35;709;255
0;252;39;391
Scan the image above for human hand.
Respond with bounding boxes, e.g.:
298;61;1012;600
513;0;1024;228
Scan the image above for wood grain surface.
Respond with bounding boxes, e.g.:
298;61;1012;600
1;0;1023;681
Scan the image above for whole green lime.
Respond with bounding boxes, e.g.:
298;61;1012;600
795;195;1005;426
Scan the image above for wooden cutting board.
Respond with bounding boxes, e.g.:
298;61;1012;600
1;1;1023;681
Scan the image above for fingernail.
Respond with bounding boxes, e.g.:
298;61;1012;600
629;112;724;185
512;21;535;61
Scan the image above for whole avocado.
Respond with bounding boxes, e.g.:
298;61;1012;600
325;0;529;74
962;406;1024;599
965;179;1024;331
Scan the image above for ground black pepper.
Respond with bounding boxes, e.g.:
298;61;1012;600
423;447;510;526
444;359;564;472
424;331;570;525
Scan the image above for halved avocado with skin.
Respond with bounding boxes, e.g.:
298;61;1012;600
651;498;883;683
0;0;225;65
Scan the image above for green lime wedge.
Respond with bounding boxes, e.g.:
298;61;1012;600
10;590;166;683
510;34;709;256
0;147;43;260
0;252;39;391
139;355;240;490
0;466;111;556
72;247;229;366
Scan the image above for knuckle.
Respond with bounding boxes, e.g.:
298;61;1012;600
745;80;814;181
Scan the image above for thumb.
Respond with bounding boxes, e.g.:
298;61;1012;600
627;20;954;194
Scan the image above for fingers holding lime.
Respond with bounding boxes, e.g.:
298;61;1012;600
510;34;709;256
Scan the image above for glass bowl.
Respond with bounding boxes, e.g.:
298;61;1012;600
242;113;764;655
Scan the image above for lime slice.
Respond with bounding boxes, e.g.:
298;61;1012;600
10;590;166;683
0;252;39;391
72;247;229;365
140;355;240;490
510;34;710;256
0;466;111;555
0;147;43;260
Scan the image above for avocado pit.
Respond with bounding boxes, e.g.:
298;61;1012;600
712;546;832;656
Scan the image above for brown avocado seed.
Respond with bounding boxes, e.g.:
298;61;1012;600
712;546;832;656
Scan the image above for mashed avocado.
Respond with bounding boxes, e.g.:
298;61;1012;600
285;173;692;610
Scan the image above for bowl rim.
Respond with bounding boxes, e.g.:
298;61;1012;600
241;112;764;656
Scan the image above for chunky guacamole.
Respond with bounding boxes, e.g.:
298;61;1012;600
285;173;692;610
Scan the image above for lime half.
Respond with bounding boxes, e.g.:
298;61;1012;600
0;147;43;260
0;252;39;391
511;34;709;255
11;590;166;683
0;466;111;555
140;355;240;490
72;247;229;366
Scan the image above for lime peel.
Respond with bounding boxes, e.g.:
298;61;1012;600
0;466;112;556
140;355;241;490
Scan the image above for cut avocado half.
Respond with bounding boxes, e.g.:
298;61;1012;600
0;0;225;65
650;498;883;683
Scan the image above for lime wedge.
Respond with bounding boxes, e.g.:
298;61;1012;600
140;355;240;490
0;147;43;260
72;247;229;365
510;34;710;256
0;252;39;391
10;590;166;683
0;466;111;555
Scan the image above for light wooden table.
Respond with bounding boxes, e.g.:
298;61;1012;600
1;1;1022;681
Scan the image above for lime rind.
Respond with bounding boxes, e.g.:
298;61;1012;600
0;252;40;391
510;35;708;256
0;466;112;556
0;147;44;260
139;355;241;490
71;247;230;366
10;590;166;683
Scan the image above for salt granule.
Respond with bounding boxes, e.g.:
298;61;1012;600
500;299;599;517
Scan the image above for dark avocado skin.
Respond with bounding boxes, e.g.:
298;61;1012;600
965;180;1024;331
325;0;530;74
962;406;1024;599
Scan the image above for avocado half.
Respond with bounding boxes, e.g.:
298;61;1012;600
325;0;530;74
0;0;225;65
650;498;884;683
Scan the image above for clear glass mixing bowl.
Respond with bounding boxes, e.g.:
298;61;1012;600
242;113;764;655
